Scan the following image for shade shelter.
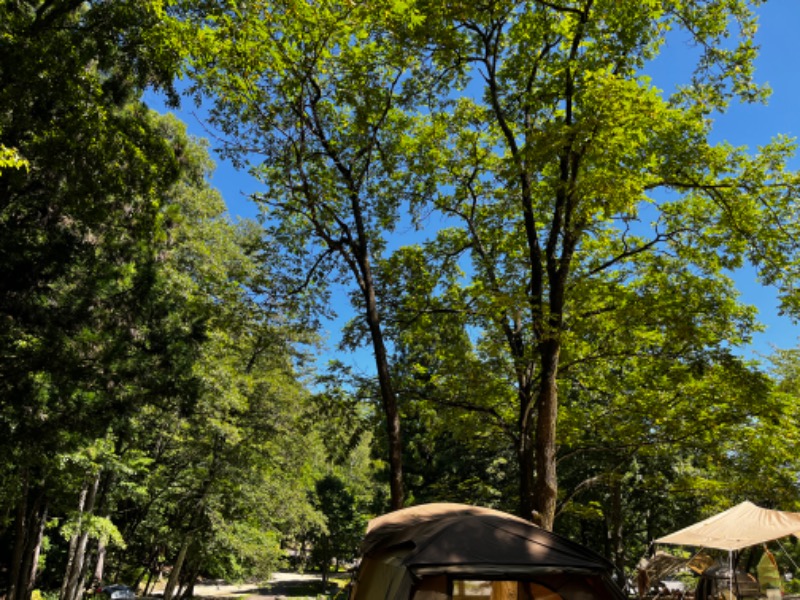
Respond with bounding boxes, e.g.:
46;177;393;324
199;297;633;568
655;501;800;551
654;501;800;600
349;503;627;600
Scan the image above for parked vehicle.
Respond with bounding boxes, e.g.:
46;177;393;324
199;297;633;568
95;584;136;600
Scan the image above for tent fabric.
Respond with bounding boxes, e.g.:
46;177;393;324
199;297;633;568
363;503;617;574
362;503;532;556
349;549;414;600
757;550;782;592
351;503;626;600
655;501;800;551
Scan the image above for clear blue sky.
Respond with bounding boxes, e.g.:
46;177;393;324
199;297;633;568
657;0;800;358
147;1;800;363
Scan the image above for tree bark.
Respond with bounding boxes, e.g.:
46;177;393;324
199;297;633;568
93;539;106;586
178;563;200;600
140;545;163;596
26;504;48;598
60;485;88;600
162;536;191;600
61;472;101;600
9;485;49;600
9;477;30;600
363;284;404;510
142;569;155;597
608;478;625;573
349;192;404;510
532;340;561;530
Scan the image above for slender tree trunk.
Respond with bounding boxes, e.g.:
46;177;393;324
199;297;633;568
93;539;106;586
26;505;48;597
61;486;88;600
140;546;163;596
180;563;200;600
365;304;404;510
142;569;155;597
162;536;191;600
352;209;404;510
62;472;101;600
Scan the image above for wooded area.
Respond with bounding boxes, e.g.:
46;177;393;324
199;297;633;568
2;1;800;599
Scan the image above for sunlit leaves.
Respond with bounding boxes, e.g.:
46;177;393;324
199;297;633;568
0;144;27;174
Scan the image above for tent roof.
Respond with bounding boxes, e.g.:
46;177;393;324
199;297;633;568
655;501;800;551
362;503;617;576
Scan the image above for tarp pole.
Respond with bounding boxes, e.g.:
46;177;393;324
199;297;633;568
729;550;733;600
776;538;800;573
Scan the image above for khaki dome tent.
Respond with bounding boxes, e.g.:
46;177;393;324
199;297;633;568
349;503;626;600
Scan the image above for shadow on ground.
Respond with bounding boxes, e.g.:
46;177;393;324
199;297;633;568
187;578;344;599
254;578;342;597
254;579;347;598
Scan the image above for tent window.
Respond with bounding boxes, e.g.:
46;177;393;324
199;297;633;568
450;580;562;600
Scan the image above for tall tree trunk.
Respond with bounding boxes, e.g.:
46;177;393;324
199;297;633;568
162;536;191;600
351;202;404;510
26;504;48;598
365;297;404;511
608;478;625;573
9;484;47;600
140;545;163;596
92;539;106;586
532;341;561;530
142;569;155;597
179;563;200;600
60;486;88;600
61;472;101;600
9;476;30;600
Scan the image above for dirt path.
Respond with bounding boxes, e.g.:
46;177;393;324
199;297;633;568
189;572;339;599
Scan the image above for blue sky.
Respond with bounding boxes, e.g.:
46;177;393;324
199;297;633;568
640;0;800;358
147;1;800;363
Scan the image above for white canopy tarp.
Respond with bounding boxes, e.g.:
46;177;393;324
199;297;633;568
656;501;800;551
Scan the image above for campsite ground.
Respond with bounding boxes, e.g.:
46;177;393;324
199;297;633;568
177;572;346;600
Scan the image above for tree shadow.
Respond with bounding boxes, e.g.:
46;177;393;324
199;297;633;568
254;577;341;598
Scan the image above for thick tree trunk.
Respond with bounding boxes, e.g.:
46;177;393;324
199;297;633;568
9;484;48;600
532;341;561;530
9;481;29;600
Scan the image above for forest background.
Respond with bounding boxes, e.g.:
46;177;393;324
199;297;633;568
3;1;800;600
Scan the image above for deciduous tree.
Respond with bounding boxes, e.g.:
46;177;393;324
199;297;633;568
408;0;800;528
175;0;445;509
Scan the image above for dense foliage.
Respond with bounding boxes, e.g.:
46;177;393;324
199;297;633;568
0;2;368;598
2;1;800;599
